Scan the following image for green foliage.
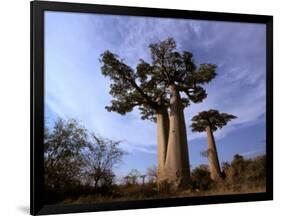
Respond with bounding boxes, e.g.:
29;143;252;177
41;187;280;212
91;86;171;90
191;109;237;132
100;50;160;121
100;38;217;121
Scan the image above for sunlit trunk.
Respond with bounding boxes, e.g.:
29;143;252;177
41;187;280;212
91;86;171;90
206;125;222;181
164;84;190;188
156;108;169;188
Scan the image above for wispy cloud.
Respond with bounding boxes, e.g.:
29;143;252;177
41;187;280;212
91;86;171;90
240;149;265;157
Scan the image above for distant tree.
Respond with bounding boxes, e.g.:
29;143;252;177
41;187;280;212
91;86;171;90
100;38;217;187
44;119;88;192
233;154;244;161
123;176;131;185
127;169;141;185
191;109;237;181
139;175;147;185
147;165;158;184
83;134;125;189
200;149;209;158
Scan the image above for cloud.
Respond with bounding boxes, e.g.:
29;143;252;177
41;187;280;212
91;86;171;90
240;149;265;157
121;141;157;155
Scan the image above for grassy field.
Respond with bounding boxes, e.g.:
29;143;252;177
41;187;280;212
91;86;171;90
60;182;266;205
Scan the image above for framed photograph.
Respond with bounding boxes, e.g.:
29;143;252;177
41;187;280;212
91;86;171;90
31;1;273;215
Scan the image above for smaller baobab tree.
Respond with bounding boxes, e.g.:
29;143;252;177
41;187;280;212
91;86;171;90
139;175;147;186
191;109;237;181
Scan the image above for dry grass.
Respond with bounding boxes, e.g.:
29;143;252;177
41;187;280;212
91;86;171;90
60;183;266;205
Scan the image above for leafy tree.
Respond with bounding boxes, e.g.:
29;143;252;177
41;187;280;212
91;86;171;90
191;109;237;181
100;38;217;187
44;119;88;192
83;134;125;189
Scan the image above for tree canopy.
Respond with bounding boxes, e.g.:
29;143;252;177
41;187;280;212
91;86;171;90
191;109;237;132
100;38;217;121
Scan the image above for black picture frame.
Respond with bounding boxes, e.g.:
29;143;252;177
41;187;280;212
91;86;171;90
30;1;273;215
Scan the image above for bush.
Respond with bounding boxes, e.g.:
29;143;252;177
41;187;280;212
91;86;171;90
222;154;266;191
191;165;213;191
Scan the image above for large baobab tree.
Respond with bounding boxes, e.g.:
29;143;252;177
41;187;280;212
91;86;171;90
100;38;217;189
191;109;237;181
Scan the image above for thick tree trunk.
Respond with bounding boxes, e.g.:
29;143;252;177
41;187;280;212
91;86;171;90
206;126;222;181
156;108;169;187
164;84;190;189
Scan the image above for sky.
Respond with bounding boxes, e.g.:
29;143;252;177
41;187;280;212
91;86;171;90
44;11;266;178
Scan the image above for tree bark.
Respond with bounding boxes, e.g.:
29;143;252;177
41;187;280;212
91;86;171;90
156;107;169;186
164;84;190;188
206;125;222;181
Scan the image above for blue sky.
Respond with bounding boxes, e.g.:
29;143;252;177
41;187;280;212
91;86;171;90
44;11;266;179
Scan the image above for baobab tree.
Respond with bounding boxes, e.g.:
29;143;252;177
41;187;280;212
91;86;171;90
100;38;217;189
191;109;237;181
139;175;147;186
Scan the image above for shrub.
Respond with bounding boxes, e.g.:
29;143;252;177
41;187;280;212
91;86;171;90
191;165;213;191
